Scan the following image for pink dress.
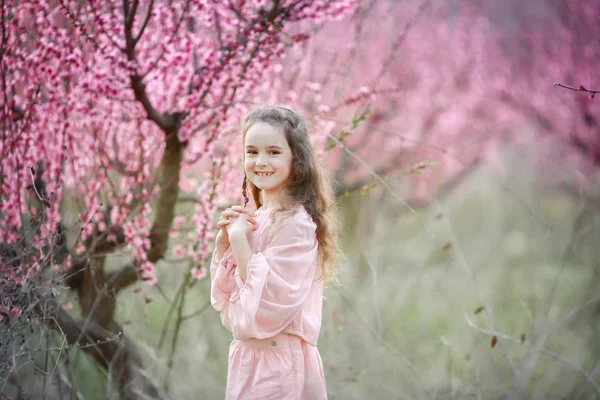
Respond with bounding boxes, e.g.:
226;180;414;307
210;205;327;400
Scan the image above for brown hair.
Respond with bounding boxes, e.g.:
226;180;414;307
241;105;339;282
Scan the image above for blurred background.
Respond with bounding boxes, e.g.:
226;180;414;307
2;0;600;399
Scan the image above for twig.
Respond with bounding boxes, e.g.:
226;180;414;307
338;292;435;400
181;301;211;321
463;312;600;394
507;202;588;398
444;206;519;377
554;82;600;100
553;82;600;94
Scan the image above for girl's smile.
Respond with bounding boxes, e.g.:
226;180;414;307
244;121;293;206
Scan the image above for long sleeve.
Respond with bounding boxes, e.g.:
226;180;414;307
210;246;237;312
225;212;318;340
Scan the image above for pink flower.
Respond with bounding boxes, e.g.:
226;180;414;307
191;267;207;280
10;306;20;317
173;245;186;257
173;216;186;227
319;104;331;113
141;261;155;274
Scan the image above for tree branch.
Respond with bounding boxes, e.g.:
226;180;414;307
554;81;600;96
123;0;169;130
464;312;600;395
133;0;155;45
39;297;164;399
107;264;138;293
125;0;139;31
107;133;183;293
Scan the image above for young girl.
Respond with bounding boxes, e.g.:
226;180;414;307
210;105;338;399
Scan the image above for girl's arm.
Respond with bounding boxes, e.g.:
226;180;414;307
216;239;230;260
228;230;253;282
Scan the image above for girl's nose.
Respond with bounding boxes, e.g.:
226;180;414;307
256;154;268;165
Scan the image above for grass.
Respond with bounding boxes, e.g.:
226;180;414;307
54;150;600;400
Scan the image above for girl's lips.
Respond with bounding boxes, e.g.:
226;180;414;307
255;172;274;176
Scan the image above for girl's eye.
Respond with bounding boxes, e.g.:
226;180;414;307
246;150;279;155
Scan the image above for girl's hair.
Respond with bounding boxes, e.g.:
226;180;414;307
241;105;339;282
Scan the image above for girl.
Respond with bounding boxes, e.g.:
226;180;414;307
210;105;338;400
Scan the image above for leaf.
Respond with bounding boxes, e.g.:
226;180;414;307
474;306;485;314
351;107;372;129
324;139;337;151
491;336;498;348
337;129;352;140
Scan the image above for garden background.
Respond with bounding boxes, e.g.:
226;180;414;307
1;0;600;399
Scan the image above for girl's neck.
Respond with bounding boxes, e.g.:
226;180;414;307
260;190;290;212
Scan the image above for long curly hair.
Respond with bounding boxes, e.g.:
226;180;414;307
241;105;339;282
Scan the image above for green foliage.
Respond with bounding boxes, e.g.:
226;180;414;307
325;107;372;151
405;157;438;175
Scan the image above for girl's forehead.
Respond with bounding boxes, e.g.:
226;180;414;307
245;122;287;146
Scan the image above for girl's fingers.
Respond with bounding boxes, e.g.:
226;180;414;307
221;210;257;221
217;219;231;227
221;210;239;219
230;205;256;216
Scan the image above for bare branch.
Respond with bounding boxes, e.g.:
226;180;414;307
464;312;600;395
554;81;600;95
38;297;164;399
125;0;139;30
213;4;224;49
181;301;211;321
123;0;169;130
133;0;155;45
128;75;168;130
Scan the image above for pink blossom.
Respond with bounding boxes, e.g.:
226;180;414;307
173;245;186;258
173;216;186;227
318;104;331;114
191;267;207;280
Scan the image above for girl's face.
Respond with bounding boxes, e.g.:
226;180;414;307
244;121;293;197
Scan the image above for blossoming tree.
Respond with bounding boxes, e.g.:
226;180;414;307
1;0;355;397
271;0;599;203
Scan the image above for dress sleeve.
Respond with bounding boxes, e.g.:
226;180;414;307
225;212;318;339
210;246;237;312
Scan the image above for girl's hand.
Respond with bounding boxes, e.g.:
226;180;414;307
225;206;258;237
216;206;257;244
